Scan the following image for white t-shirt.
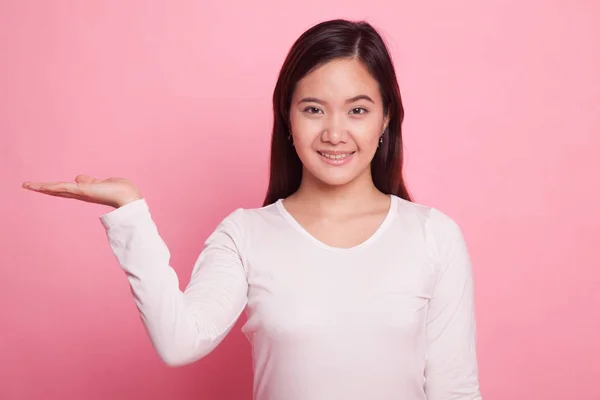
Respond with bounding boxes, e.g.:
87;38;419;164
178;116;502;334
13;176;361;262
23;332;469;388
100;194;481;400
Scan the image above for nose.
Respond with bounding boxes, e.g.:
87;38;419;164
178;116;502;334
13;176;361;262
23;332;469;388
320;115;347;144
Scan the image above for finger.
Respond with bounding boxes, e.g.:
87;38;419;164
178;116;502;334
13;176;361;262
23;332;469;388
75;175;97;184
22;181;56;191
34;189;84;201
23;181;81;195
22;181;53;191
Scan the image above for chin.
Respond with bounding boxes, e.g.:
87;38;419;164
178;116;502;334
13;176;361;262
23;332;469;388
317;175;355;187
306;166;364;188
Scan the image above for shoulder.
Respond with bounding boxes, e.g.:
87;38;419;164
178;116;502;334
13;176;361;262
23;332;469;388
392;196;460;230
391;195;466;256
219;201;281;228
211;201;282;244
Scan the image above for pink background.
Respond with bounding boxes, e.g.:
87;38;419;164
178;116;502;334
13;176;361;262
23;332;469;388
2;1;599;399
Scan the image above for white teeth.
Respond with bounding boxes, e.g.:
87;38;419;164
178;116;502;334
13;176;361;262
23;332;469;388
320;152;352;159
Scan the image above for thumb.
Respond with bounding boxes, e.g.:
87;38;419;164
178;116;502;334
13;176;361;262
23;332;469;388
74;175;97;184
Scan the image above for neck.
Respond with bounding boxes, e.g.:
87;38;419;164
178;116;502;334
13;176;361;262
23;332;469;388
291;169;384;216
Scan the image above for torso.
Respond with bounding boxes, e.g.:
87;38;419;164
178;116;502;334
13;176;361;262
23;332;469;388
280;193;392;249
239;195;438;399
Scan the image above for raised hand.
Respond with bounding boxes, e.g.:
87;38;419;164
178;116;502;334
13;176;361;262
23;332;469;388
22;175;142;209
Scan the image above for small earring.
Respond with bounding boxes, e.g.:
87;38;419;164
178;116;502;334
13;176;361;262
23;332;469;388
288;131;294;146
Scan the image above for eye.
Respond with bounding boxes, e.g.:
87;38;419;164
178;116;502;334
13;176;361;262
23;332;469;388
350;107;368;115
303;106;322;114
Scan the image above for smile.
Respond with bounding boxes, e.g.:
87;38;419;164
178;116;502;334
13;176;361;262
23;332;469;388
317;151;356;165
318;151;354;159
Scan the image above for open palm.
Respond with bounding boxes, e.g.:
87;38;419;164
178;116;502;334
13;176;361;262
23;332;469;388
22;175;142;209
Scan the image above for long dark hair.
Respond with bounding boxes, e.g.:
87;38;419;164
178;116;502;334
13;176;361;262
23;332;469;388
262;19;411;206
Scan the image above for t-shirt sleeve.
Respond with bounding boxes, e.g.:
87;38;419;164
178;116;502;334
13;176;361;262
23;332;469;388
99;198;248;367
424;208;482;399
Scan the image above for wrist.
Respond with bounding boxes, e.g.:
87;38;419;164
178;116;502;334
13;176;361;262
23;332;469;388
115;194;142;208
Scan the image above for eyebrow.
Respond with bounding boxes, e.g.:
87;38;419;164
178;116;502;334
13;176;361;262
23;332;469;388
297;94;375;105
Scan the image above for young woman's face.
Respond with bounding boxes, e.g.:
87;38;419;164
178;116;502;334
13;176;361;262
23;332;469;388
289;57;389;188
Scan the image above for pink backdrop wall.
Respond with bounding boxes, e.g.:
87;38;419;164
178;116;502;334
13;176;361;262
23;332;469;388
2;1;599;399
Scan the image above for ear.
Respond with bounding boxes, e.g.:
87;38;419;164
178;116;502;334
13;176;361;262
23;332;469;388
382;113;391;133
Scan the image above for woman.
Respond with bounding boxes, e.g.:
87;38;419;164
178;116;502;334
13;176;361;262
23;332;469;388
22;19;482;400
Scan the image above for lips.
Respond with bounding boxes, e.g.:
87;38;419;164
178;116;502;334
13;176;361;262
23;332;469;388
317;151;356;160
317;150;356;166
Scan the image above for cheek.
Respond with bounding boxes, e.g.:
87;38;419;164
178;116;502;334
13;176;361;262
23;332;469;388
293;137;317;163
289;114;321;148
355;125;383;151
290;112;321;135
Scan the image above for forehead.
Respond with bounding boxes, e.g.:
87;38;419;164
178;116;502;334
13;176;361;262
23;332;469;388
293;58;381;101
